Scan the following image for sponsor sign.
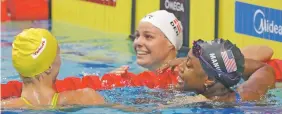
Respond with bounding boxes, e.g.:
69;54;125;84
235;1;282;42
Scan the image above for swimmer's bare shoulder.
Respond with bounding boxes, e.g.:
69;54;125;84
58;88;106;106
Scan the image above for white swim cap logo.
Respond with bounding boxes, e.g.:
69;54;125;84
253;9;282;35
165;0;184;12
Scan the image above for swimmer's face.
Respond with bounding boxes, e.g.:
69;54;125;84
134;22;174;70
177;50;207;91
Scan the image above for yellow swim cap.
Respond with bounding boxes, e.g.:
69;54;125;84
12;28;58;77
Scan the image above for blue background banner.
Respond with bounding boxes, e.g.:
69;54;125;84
235;1;282;42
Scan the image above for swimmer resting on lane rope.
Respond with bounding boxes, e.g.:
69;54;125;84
110;10;280;90
1;28;107;110
160;38;276;103
1;28;208;111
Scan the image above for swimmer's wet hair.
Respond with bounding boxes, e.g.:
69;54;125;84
21;66;52;84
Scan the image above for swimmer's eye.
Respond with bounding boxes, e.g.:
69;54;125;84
144;34;153;39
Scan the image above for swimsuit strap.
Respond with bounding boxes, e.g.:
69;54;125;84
21;97;34;107
50;93;59;109
21;93;59;109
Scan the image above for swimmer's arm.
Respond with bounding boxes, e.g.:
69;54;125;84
76;89;152;112
61;88;105;106
61;88;151;112
241;45;273;62
211;59;275;102
242;59;275;87
1;99;14;108
1;99;26;109
232;59;275;101
238;59;275;101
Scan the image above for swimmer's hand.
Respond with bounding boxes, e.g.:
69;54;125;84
109;65;129;75
157;58;186;73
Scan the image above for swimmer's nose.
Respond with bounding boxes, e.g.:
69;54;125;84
133;36;145;47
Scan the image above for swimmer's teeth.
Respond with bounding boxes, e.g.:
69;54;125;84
137;51;147;54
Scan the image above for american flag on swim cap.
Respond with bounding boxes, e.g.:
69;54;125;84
221;50;237;73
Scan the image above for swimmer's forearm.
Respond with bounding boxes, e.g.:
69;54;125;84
242;59;265;80
212;64;276;102
237;64;275;101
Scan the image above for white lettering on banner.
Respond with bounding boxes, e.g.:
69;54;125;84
253;9;282;35
165;0;184;12
209;53;222;72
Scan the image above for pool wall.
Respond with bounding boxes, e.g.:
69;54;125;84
2;0;281;58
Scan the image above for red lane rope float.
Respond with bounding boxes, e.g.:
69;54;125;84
82;75;102;90
1;70;177;100
1;81;22;99
101;72;135;89
267;59;282;82
7;0;49;20
1;0;10;22
3;59;281;99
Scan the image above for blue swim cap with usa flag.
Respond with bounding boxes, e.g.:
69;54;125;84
192;38;245;88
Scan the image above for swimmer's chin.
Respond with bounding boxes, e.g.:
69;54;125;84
136;60;154;69
174;83;195;92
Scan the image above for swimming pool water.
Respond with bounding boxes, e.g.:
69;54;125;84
1;20;282;114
